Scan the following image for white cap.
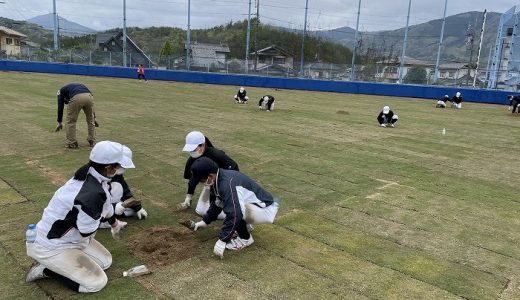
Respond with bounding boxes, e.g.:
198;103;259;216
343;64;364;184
121;145;135;168
89;141;135;168
383;106;390;114
182;131;205;152
263;96;269;101
456;92;461;97
239;87;245;92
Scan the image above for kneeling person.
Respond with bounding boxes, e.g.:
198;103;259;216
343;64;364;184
189;157;279;259
25;141;132;293
259;95;275;111
436;95;449;108
377;106;398;127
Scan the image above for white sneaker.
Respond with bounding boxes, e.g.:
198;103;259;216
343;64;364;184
226;236;254;250
26;261;47;282
390;123;395;128
380;123;386;127
99;221;111;229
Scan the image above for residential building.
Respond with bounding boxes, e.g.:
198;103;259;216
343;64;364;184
186;42;230;70
251;45;294;75
0;26;27;57
96;32;152;66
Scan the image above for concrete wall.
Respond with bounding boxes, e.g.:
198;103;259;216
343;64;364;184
0;60;511;105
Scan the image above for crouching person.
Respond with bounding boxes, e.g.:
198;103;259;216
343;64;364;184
25;141;133;293
189;157;280;259
234;87;249;104
259;95;275;111
377;106;398;127
436;95;449;108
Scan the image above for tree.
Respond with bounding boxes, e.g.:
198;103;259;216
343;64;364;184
160;40;173;61
404;66;427;84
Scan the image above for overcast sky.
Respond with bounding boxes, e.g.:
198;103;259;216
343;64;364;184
0;0;518;32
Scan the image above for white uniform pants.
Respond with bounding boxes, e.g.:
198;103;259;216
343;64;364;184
244;202;279;225
195;185;225;219
27;238;111;293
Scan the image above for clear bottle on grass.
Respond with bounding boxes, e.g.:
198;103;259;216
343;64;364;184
26;224;36;244
123;265;151;277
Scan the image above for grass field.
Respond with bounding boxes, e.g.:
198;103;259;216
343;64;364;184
1;71;520;299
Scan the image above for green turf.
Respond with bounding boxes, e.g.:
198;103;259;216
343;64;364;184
1;70;520;299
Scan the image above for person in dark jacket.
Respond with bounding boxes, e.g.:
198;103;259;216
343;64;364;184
55;83;99;149
188;157;279;259
377;106;399;127
234;87;249;103
259;95;275;111
178;131;239;220
449;92;463;109
436;95;449;108
508;95;520;113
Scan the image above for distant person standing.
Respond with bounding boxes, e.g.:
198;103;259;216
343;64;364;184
259;95;275;112
377;106;398;127
137;64;147;81
55;83;98;149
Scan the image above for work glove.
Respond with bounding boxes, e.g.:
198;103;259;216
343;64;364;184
114;202;125;216
136;208;148;219
177;194;192;210
94;120;100;127
213;239;226;259
193;220;207;231
508;106;512;111
111;219;127;240
55;123;63;132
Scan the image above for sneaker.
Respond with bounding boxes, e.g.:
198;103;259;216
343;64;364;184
26;261;47;282
226;236;254;250
266;110;270;112
67;142;79;149
390;124;395;128
99;221;111;229
88;140;95;147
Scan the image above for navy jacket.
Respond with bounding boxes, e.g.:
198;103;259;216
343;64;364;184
57;83;92;122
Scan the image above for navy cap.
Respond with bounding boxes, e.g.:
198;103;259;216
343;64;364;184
191;157;219;182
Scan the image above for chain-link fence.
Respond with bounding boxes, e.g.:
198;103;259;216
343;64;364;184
0;46;498;88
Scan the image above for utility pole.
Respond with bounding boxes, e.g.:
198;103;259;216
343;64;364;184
299;0;309;77
123;0;127;67
433;0;448;84
465;22;475;86
398;0;412;84
245;0;252;73
53;0;58;51
253;0;259;72
473;10;487;87
351;0;361;81
186;0;191;70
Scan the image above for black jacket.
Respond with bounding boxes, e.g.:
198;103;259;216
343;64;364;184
377;110;395;124
183;147;238;195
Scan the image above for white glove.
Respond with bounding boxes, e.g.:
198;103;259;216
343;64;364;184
111;220;127;240
213;239;226;259
194;220;207;231
114;202;125;215
259;106;262;109
178;194;192;210
136;208;148;219
380;123;386;127
508;106;512;110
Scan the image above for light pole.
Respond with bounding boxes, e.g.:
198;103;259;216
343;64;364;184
245;0;252;73
351;0;361;81
398;0;412;84
433;0;448;84
186;0;191;70
299;0;309;77
123;0;127;67
52;0;58;51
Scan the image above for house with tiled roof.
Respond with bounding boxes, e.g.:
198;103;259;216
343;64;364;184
0;26;27;57
185;42;230;69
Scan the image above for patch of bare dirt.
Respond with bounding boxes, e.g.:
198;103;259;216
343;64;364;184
25;159;67;186
336;110;349;115
128;226;200;267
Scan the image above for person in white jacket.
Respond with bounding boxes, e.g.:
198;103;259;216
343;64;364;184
25;141;134;293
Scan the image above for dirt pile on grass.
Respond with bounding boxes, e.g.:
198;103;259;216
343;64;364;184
128;226;200;267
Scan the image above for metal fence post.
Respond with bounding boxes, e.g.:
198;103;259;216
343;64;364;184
109;52;112;66
89;51;92;65
69;50;72;63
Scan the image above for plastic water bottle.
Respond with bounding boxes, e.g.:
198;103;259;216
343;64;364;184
26;224;36;243
442;128;446;135
273;197;280;208
123;265;151;277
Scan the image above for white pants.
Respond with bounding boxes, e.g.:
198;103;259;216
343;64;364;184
195;185;225;220
27;238;111;293
244;202;279;225
452;102;462;109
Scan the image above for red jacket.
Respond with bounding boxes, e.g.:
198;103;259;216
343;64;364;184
138;65;144;75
